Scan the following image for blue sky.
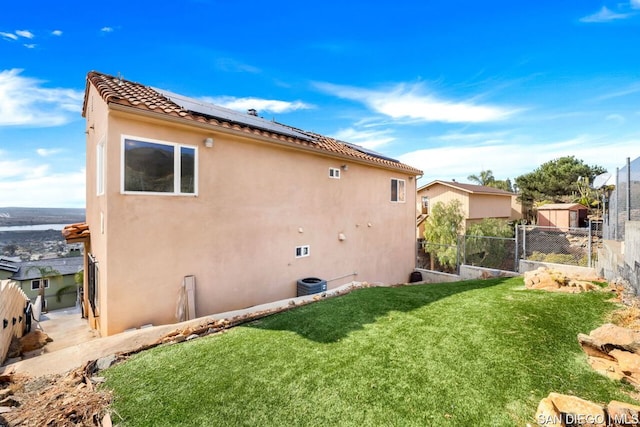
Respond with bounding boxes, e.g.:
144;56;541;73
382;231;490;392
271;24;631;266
1;1;639;208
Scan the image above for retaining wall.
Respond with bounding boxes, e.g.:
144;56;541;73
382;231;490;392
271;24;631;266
597;221;640;294
519;260;598;277
414;265;519;284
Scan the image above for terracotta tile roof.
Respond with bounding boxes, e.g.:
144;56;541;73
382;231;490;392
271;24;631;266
62;222;90;243
83;71;422;175
419;180;516;196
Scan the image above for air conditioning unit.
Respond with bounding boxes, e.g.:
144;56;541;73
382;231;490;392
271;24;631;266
297;277;327;297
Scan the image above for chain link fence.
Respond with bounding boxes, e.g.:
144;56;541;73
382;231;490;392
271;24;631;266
416;240;459;274
603;156;640;241
519;224;601;267
418;224;601;273
461;235;518;272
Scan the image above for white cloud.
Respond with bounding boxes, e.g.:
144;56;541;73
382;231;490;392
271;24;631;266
606;114;625;124
631;0;640;9
51;30;63;36
580;6;629;23
214;58;261;74
331;128;395;150
0;68;84;127
0;151;85;207
314;82;517;123
202;96;313;114
101;27;114;33
0;32;18;41
594;83;640;101
15;30;34;39
399;135;636;186
36;148;63;157
0;168;85;208
23;44;36;49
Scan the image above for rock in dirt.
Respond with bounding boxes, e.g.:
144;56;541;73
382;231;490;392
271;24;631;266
524;267;601;293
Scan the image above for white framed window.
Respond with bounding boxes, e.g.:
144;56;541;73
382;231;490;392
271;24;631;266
31;279;50;291
97;137;105;196
329;168;341;179
295;245;310;258
422;196;429;210
391;178;406;203
121;135;197;195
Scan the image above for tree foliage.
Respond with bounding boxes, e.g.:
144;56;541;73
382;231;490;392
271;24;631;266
468;170;496;186
464;219;514;269
468;170;513;192
423;200;464;270
514;156;606;220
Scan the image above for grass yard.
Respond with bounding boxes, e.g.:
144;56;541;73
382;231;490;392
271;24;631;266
103;277;637;426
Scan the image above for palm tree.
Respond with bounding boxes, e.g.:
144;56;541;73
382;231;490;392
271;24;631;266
26;265;62;313
467;170;496;186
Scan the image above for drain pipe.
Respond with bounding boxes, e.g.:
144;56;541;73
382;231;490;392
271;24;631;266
326;272;358;283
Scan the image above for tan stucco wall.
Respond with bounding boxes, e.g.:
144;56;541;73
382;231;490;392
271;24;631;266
467;193;512;220
85;85;110;333
510;195;522;220
417;183;520;235
86;96;418;335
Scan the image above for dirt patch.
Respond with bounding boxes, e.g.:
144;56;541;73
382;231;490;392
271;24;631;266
0;363;112;426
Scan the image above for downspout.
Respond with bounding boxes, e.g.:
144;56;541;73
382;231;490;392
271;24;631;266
414;174;423;271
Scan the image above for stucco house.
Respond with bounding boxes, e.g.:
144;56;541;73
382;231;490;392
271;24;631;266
536;203;588;228
417;180;521;237
1;257;82;311
77;71;423;336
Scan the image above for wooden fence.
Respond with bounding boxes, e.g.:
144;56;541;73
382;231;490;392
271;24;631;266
0;279;30;364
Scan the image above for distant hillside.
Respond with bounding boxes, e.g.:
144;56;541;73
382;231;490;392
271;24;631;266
0;207;85;226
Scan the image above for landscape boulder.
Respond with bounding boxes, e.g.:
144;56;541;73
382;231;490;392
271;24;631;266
524;267;600;293
578;323;640;386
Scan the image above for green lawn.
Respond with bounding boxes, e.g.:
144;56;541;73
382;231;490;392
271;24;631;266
103;277;636;426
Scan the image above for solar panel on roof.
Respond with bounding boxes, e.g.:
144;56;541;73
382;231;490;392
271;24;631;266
0;262;19;272
341;141;400;163
152;87;315;143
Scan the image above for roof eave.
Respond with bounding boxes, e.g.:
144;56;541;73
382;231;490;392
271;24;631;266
108;102;422;176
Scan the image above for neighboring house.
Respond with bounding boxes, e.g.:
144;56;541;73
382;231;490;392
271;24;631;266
536;203;588;228
0;256;20;280
7;257;83;311
417;180;521;237
78;71;423;336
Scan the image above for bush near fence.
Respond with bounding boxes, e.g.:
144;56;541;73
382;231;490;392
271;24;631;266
0;279;30;364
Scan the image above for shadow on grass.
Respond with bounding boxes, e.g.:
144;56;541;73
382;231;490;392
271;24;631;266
247;277;511;343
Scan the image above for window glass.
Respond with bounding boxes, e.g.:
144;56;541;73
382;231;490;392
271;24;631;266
181;147;196;193
122;137;196;195
124;139;175;192
398;179;406;202
31;279;49;291
391;178;406;203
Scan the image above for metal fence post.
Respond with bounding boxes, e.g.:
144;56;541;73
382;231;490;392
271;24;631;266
627;157;632;222
457;235;462;275
588;219;592;268
514;224;519;272
615;167;620;240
